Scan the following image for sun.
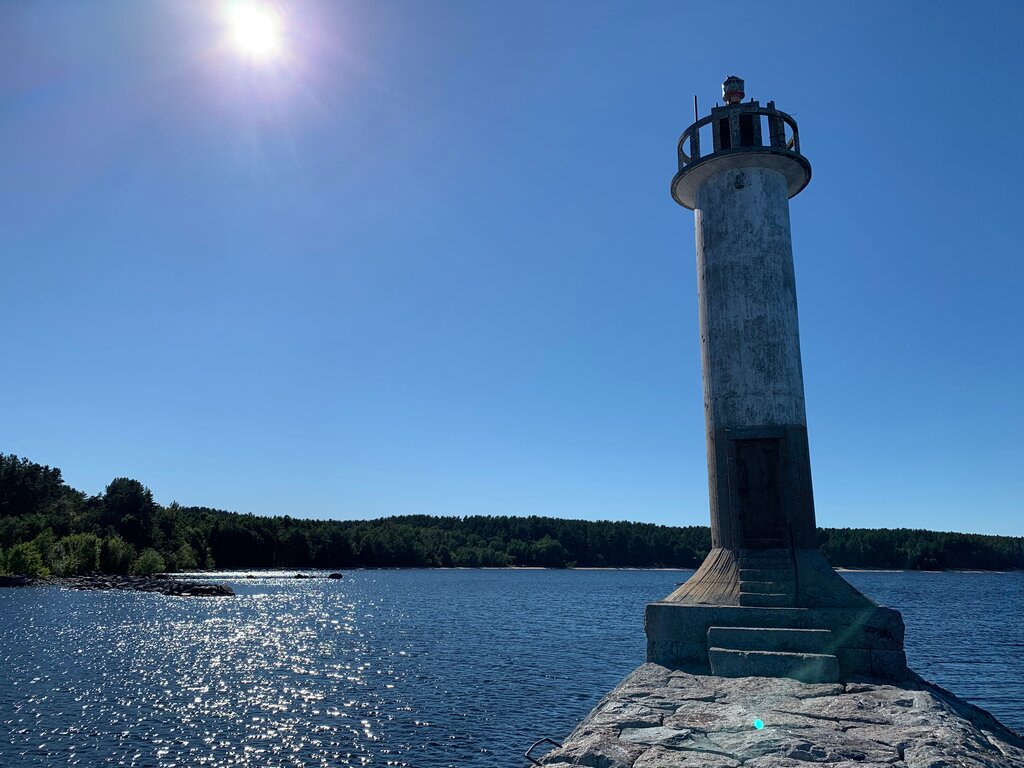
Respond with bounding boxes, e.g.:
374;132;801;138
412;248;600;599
225;1;283;60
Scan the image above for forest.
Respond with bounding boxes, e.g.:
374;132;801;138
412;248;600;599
2;453;1022;576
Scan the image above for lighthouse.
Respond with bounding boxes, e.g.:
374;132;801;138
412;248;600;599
645;77;908;682
677;75;816;557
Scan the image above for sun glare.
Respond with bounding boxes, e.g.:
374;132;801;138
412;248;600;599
225;1;283;60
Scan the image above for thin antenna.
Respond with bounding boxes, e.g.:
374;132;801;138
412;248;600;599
693;95;699;122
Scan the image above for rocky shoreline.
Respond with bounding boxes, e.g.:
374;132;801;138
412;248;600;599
535;664;1024;767
0;574;234;596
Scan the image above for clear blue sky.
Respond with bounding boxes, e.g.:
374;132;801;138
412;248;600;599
2;1;1022;535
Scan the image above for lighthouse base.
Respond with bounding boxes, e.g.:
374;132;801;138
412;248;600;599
645;548;907;681
645;602;907;681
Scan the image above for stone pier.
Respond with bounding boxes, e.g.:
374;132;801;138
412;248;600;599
535;664;1024;767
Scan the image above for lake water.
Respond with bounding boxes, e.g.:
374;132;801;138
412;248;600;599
1;569;1022;767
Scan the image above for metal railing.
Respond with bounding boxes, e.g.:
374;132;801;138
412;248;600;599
525;737;563;765
677;104;802;172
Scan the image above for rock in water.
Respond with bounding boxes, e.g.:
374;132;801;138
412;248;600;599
57;575;233;596
537;664;1024;767
0;575;34;587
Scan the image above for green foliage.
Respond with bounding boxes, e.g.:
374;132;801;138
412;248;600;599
51;533;102;576
32;529;57;567
4;541;49;577
130;548;166;575
100;535;136;574
1;453;1023;573
0;454;66;517
102;478;157;548
817;528;1024;571
168;543;199;571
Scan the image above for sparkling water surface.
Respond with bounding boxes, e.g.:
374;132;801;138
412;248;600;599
1;569;1022;766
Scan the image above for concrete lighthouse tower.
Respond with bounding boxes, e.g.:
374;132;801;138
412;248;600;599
679;76;816;560
645;77;908;682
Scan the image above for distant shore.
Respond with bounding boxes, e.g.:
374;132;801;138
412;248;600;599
6;453;1024;576
163;561;1019;573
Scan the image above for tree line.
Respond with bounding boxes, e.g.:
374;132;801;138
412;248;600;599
1;453;1022;576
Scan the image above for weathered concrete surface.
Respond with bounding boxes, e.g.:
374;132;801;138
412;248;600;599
536;664;1024;767
708;648;840;684
646;598;906;681
665;549;875;608
695;165;817;552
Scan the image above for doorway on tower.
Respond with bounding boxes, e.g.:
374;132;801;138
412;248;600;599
734;438;785;549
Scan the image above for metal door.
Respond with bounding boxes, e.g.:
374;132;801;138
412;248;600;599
736;438;784;548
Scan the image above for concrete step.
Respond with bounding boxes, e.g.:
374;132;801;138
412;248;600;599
742;537;785;549
646;604;830;635
707;626;835;654
739;549;790;561
738;580;789;594
708;648;840;683
739;592;794;607
739;568;792;583
738;556;792;569
738;561;792;572
739;548;789;557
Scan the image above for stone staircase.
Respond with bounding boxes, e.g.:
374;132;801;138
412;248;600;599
737;549;795;607
707;550;840;683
